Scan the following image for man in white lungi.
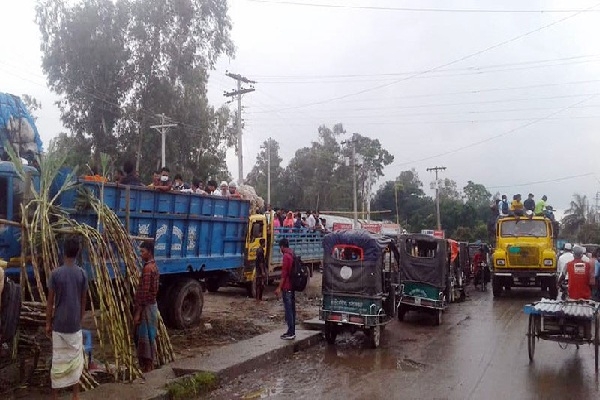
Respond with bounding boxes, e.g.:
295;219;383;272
46;237;89;400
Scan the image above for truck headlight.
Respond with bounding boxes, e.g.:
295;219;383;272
543;259;553;266
496;259;505;266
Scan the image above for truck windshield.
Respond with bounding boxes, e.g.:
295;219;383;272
500;220;547;237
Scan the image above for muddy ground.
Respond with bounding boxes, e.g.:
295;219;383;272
1;273;323;398
170;273;322;359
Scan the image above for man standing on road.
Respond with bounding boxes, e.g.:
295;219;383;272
558;245;593;300
46;237;89;400
274;238;295;340
255;239;267;301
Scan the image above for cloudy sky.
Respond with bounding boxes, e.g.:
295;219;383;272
2;0;600;214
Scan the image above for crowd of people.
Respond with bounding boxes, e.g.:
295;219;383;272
494;193;555;220
84;161;242;198
269;208;328;233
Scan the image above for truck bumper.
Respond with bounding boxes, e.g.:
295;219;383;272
493;269;556;286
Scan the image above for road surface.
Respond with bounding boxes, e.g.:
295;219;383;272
207;288;600;400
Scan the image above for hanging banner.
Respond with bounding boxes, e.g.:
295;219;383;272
361;223;382;233
333;223;353;231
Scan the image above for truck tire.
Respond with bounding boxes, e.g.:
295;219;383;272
169;279;204;329
492;277;502;298
548;277;558;300
205;278;220;293
0;279;22;343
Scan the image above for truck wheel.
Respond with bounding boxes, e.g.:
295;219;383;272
324;322;337;345
170;279;204;329
205;278;220;293
367;325;381;348
397;305;406;321
548;277;558;300
492;277;502;298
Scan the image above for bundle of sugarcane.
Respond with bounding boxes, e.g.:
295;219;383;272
20;301;47;326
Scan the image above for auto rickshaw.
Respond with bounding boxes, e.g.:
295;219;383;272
397;233;451;325
319;229;399;348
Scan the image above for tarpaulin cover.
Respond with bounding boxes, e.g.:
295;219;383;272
0;93;43;160
399;234;448;289
322;229;398;296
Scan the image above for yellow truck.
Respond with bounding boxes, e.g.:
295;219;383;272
492;216;557;299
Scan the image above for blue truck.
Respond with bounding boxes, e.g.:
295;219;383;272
0;162;324;329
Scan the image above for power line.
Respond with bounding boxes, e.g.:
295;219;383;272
253;54;600;81
487;173;595;189
251;3;599;113
244;0;600;14
389;94;598;168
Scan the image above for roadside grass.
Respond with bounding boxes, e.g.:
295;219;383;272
166;372;219;399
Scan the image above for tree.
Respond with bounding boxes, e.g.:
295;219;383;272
21;95;42;122
562;193;590;239
463;181;491;208
36;0;235;181
438;178;461;201
245;138;285;206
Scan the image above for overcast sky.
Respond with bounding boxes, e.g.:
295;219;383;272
2;0;600;215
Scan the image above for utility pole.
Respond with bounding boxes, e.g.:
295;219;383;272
342;137;359;229
427;166;446;231
150;114;177;168
595;191;600;223
267;137;271;206
224;72;256;185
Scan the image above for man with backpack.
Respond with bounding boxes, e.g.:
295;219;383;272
275;238;296;340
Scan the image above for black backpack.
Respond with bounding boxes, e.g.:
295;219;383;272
0;276;22;343
290;253;309;292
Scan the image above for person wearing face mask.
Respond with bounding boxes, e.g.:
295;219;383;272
154;167;172;192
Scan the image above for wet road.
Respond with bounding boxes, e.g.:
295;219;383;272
207;288;600;400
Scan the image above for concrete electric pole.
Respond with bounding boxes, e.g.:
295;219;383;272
150;114;178;168
427;166;446;231
342;137;359;229
267;137;271;206
224;72;256;185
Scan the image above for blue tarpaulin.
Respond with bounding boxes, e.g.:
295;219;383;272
0;92;43;161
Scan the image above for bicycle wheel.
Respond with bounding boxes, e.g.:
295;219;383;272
528;314;536;362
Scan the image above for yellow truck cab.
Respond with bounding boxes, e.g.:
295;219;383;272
492;216;557;299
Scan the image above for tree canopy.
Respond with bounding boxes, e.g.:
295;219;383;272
36;0;235;181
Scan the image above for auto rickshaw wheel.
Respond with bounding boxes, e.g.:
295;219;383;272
368;325;381;349
397;305;406;321
434;309;443;326
324;322;337;345
527;314;536;362
595;316;599;372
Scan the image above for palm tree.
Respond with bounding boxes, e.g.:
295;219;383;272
562;193;588;238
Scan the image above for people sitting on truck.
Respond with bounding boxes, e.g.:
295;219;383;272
172;174;188;191
294;213;304;229
524;193;535;212
283;211;295;230
498;195;509;217
510;194;524;216
218;181;229;196
191;178;206;194
205;180;218;195
147;170;161;187
534;195;547;216
594;248;600;301
154;167;172;192
119;160;142;186
228;181;242;198
557;245;593;300
544;205;556;221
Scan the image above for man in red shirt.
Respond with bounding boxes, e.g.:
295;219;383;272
275;238;296;340
558;245;592;300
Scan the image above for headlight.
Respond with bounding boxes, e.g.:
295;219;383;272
543;259;553;266
496;259;506;266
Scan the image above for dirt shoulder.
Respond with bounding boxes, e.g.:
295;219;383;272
168;272;322;359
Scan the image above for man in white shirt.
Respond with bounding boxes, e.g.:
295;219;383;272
557;243;590;297
306;210;316;229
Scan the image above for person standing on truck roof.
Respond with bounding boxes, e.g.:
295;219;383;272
524;193;535;212
534;195;548;216
306;210;316;229
558;245;593;300
154;167;172;192
46;237;88;400
497;195;509;217
275;238;296;340
134;241;160;373
255;239;267;301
